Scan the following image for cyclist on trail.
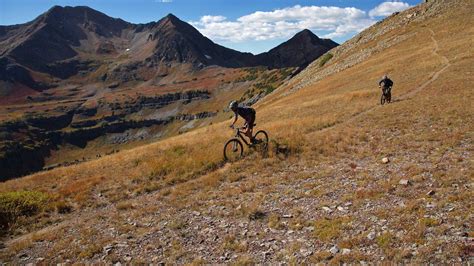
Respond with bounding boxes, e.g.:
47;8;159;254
379;74;394;97
229;100;256;143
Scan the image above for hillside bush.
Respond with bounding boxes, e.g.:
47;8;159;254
319;53;333;67
0;191;51;231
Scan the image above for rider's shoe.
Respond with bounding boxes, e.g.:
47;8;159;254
250;138;262;146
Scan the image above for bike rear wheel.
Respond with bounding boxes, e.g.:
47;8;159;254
253;130;269;150
223;138;243;161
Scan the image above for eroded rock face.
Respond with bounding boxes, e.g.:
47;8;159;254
0;90;216;180
96;41;117;54
0;140;52;181
0;58;49;91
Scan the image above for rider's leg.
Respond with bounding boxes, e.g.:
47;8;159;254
246;128;254;142
246;115;255;143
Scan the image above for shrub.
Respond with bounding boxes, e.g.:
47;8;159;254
0;191;51;230
53;200;73;214
313;216;351;241
319;53;333;67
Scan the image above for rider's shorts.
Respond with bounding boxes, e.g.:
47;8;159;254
244;110;256;130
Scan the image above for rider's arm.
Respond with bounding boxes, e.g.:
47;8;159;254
230;112;238;127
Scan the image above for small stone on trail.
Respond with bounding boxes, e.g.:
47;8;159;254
337;206;347;212
399;179;410;185
103;244;113;254
329;245;339;254
322;206;333;213
342;248;351;255
426;190;435;196
282;214;293;218
304;226;315;232
367;231;376;240
382;157;390;164
300;248;313;257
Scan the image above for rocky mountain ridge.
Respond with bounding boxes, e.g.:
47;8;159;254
0;6;337;92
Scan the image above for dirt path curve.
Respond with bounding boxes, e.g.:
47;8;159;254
400;28;451;99
321;27;452;131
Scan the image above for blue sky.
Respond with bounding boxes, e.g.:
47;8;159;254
0;0;418;54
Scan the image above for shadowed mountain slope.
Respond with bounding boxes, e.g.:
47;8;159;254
256;29;338;68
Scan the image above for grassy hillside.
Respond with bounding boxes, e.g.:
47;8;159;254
1;0;473;263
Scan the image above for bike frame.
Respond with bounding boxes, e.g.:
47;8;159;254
234;128;251;146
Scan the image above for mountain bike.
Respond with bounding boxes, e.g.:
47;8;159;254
223;126;269;161
380;86;392;105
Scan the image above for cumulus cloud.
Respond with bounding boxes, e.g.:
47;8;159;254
190;5;376;43
368;1;411;18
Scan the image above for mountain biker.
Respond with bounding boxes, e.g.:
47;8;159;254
379;75;394;98
229;100;256;143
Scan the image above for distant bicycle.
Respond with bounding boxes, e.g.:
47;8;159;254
380;86;392;105
223;126;268;161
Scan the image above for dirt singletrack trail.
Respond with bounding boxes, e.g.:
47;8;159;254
401;28;452;100
319;26;453;132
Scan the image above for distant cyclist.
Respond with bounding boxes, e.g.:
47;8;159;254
229;101;256;143
379;74;394;99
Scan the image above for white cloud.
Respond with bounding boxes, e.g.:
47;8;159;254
369;1;411;18
190;5;376;43
200;15;226;24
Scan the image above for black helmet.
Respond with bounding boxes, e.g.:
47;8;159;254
229;100;238;110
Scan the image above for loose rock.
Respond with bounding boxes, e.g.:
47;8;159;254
367;231;376;240
399;179;410;185
322;206;333;213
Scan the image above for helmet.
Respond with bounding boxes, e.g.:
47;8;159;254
229;100;238;110
383;75;388;79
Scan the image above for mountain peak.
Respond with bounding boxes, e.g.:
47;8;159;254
294;29;319;39
47;5;63;13
45;5;96;16
287;29;324;44
164;13;179;20
158;13;189;29
256;29;338;68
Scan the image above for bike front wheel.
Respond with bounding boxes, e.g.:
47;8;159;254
253;130;269;150
380;94;386;105
223;138;243;161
